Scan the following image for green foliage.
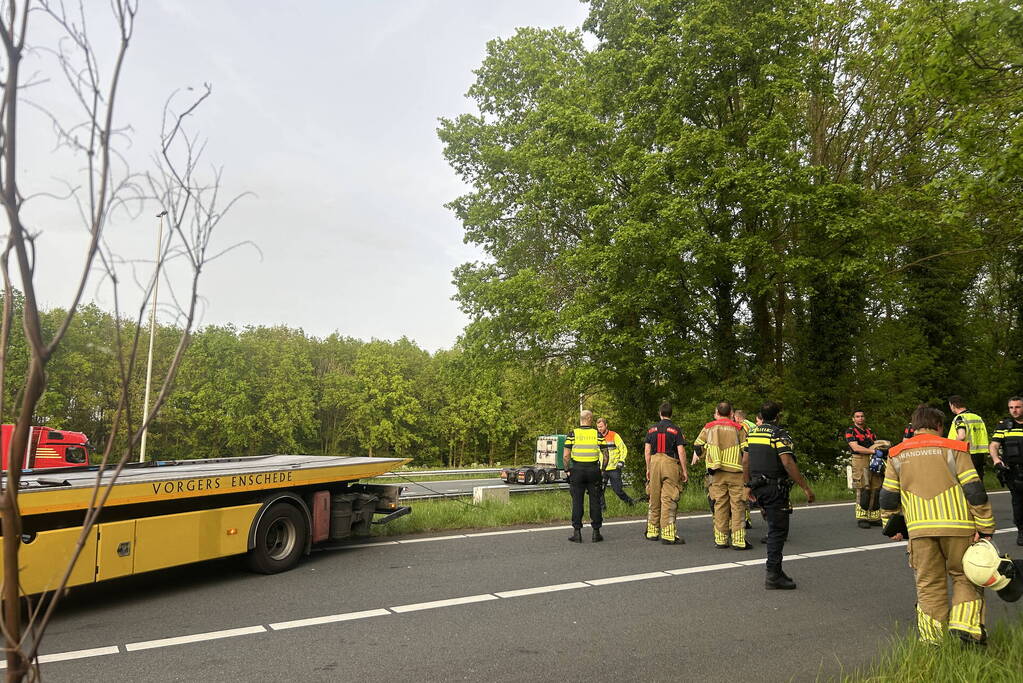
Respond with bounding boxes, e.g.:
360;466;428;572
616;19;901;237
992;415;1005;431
440;0;1023;471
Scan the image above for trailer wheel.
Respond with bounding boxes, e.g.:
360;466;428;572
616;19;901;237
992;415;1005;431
246;503;307;574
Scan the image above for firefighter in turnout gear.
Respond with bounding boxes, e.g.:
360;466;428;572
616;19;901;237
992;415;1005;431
948;395;991;479
644;402;688;544
564;410;609;543
990;396;1023;546
880;405;996;645
744;401;815;589
846;410;884;528
693;401;751;550
597;417;635;508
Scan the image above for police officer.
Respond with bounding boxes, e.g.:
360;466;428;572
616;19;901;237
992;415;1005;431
990;396;1023;546
597;417;635;508
564;410;608;543
693;401;749;550
846;409;883;529
881;405;995;645
948;395;991;479
744;401;815;589
644;402;688;545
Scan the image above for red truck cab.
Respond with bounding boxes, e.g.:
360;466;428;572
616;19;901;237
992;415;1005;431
1;424;92;470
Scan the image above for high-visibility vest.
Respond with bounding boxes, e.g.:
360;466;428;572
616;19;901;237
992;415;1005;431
947;411;989;455
600;430;627;469
565;426;604;463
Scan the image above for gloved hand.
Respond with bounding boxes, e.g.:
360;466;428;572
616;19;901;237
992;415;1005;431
995;462;1011;487
869;450;886;475
617;461;624;469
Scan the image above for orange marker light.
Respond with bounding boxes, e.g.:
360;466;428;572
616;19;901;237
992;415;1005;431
226;528;238;535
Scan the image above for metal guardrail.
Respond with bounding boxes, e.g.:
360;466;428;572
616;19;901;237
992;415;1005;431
379;468;503;478
400;482;570;501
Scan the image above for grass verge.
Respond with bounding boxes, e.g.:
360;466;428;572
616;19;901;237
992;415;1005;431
375;473;857;537
838;614;1023;682
365;472;498;484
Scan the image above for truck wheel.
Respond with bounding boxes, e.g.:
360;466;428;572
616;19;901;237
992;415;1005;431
246;503;307;574
523;469;536;485
535;470;548;485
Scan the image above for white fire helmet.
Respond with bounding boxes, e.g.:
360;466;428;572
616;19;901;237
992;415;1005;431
963;539;1023;602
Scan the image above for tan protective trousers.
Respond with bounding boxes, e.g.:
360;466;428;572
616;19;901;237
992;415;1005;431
851;453;883;520
647;453;682;531
909;536;985;642
710;470;746;541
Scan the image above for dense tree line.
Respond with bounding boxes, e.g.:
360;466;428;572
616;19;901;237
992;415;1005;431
439;0;1023;472
1;293;591;466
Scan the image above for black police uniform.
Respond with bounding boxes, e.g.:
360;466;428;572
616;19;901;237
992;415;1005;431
746;422;795;581
992;417;1023;543
565;425;606;538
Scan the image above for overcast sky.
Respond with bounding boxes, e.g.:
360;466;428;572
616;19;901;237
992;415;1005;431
19;1;591;351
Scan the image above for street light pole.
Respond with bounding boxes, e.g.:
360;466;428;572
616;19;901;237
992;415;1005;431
140;210;167;462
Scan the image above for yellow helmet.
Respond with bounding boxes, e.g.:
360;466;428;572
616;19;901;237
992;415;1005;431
963;539;1012;590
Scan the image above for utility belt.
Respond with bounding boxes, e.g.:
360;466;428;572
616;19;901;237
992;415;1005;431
653;452;679;460
996;461;1023;491
747;474;792;491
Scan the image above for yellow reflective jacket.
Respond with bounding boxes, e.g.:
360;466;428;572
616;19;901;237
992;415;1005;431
947;411;989;456
880;430;995;537
598;430;628;470
693;418;744;473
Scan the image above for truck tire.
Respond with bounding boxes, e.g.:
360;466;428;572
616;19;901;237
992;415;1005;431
246;503;307;574
535;469;548;485
523;469;536;485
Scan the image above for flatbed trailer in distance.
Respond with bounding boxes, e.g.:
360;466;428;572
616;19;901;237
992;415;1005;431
4;454;410;595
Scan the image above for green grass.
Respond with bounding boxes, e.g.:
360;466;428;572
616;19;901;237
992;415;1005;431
837;614;1023;682
376;474;855;537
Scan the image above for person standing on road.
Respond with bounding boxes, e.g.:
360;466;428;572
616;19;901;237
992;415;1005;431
692;401;750;550
846;409;884;529
990;396;1023;546
948;395;991;480
564;410;609;543
881;404;996;645
644;402;688;545
744;401;815;589
597;417;636;509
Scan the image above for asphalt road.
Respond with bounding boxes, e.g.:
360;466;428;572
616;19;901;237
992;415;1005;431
27;492;1023;682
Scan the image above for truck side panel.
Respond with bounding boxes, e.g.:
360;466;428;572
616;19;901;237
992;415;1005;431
12;526;98;595
97;520;136;581
133;503;261;574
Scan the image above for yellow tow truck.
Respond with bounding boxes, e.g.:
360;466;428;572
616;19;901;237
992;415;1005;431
4;454;409;595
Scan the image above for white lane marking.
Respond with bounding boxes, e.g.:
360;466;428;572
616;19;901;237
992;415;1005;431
390;593;498;613
125;625;266;652
35;520;1020;667
342;541;401;549
802;547;865;558
269;608;390;631
585;571;669;586
398;534;466;544
666;562;740;575
495;582;590;598
0;646;121;669
464;529;532;537
858;541;906;550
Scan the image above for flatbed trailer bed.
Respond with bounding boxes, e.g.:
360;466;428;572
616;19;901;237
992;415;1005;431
5;454;410;595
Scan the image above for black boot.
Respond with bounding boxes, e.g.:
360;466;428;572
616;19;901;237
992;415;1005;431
1016;529;1023;546
857;519;872;529
592;529;604;543
765;571;796;590
625;497;636;506
568;529;582;543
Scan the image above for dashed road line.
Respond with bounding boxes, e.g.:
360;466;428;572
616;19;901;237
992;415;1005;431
19;507;1014;671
